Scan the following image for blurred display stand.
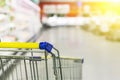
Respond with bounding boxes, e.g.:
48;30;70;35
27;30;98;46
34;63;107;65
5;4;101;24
0;0;41;42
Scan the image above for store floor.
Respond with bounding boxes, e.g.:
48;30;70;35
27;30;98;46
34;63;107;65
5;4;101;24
37;26;120;80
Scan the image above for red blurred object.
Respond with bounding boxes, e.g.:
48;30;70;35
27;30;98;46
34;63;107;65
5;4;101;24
39;2;79;17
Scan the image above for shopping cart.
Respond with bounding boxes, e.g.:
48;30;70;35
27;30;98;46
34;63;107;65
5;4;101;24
0;42;83;80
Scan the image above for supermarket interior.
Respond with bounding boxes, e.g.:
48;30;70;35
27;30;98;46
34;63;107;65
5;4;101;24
1;0;120;80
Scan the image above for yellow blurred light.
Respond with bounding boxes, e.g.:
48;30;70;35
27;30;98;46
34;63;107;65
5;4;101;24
109;0;120;2
100;2;120;15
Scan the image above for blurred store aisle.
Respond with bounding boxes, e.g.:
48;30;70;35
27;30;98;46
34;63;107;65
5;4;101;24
37;26;120;80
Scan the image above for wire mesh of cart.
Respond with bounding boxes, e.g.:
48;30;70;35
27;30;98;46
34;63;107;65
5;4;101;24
0;42;83;80
56;57;83;80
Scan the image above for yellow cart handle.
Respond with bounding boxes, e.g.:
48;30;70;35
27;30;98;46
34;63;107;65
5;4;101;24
0;42;53;52
0;42;39;49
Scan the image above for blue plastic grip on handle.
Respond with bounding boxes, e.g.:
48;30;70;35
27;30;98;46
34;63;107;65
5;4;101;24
39;42;53;53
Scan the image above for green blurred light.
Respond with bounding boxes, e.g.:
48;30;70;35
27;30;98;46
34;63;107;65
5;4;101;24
31;0;39;4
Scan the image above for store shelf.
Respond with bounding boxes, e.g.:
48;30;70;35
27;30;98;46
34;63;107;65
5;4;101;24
0;0;41;42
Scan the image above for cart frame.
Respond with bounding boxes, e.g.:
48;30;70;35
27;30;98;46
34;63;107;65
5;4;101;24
0;42;63;80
